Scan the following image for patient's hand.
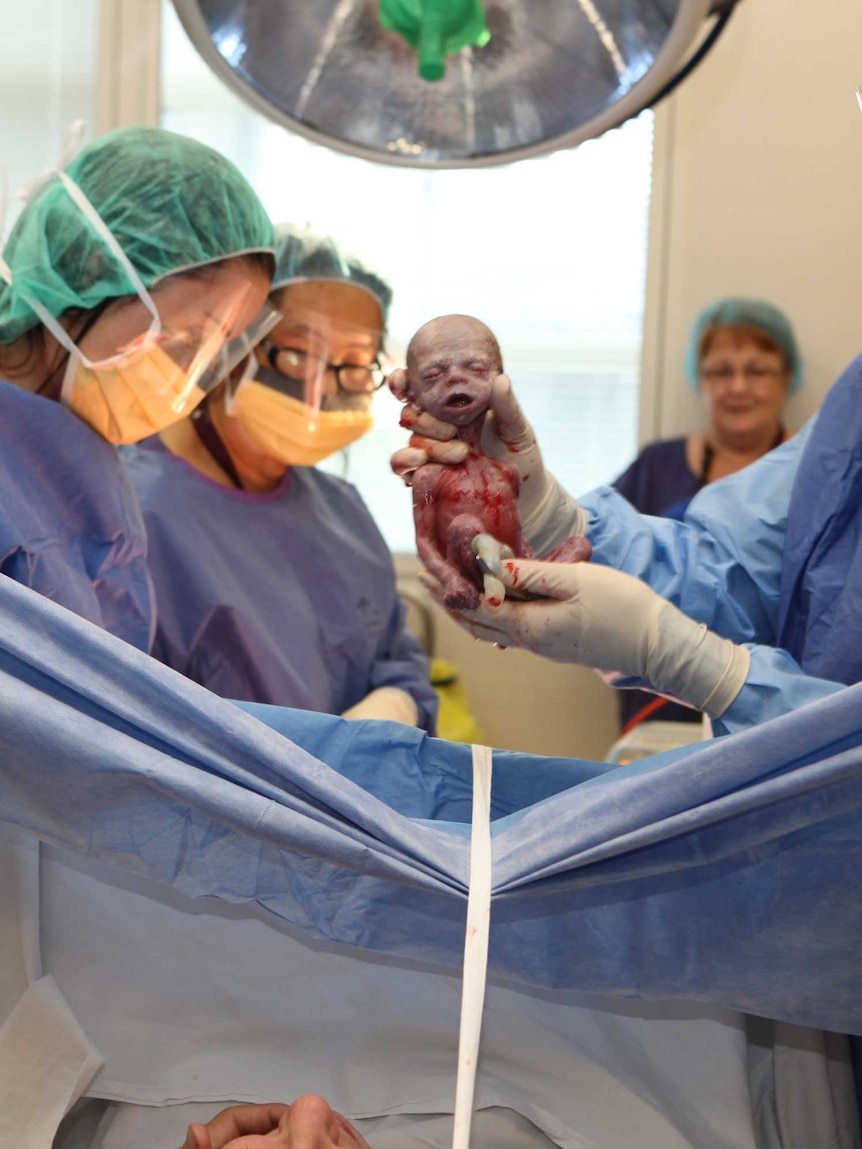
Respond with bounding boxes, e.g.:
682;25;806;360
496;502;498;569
182;1105;288;1149
182;1096;372;1148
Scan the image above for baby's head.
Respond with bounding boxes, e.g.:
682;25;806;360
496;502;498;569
406;314;502;426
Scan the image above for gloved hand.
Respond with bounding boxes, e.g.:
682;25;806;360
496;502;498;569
389;370;585;556
419;558;751;720
341;686;420;725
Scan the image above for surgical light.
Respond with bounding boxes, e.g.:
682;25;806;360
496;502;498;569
172;0;743;168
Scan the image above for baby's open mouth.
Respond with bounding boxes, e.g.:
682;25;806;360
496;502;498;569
446;392;474;408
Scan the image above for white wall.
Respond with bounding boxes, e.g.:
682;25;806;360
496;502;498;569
641;0;862;442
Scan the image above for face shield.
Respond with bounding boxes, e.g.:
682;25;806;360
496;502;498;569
223;307;386;466
254;307;387;414
173;297;283;396
56;287;279;446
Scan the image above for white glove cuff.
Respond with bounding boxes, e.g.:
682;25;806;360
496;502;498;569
520;472;587;557
647;606;751;720
699;641;751;719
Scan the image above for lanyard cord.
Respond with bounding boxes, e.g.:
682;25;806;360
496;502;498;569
191;402;245;489
452;744;493;1149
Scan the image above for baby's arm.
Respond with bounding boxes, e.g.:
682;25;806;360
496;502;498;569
412;467;459;587
413;465;481;608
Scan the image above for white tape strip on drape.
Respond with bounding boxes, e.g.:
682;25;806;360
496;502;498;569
451;743;494;1149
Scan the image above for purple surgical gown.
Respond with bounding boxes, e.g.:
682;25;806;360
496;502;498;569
612;438;701;519
0;380;152;651
122;437;437;732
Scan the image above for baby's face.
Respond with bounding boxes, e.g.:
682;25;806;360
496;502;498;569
407;317;500;426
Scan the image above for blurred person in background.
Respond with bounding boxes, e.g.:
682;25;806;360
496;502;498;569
611;297;801;727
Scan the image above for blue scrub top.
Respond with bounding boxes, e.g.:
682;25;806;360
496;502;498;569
122;438;438;732
580;355;862;734
0;380;153;651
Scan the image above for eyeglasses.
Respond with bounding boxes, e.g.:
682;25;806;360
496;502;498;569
261;339;387;394
699;364;786;386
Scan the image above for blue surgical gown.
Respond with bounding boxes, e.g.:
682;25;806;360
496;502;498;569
0;380;152;651
580;356;862;734
122;437;438;731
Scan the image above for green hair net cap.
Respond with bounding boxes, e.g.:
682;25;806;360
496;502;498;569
0;125;275;344
271;222;393;327
686;297;803;395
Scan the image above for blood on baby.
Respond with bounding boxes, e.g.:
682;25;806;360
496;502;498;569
504;562;520;586
406;314;590;611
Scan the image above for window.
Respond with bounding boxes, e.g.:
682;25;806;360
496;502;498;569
0;1;99;202
162;2;652;552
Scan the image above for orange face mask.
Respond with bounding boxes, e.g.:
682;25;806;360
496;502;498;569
61;343;205;445
229;381;373;466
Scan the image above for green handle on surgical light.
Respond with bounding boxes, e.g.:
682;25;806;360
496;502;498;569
379;0;491;82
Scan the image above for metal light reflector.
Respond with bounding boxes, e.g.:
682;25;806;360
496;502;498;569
172;0;726;168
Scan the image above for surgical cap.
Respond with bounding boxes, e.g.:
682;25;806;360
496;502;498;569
685;297;803;394
271;223;393;326
0;126;275;343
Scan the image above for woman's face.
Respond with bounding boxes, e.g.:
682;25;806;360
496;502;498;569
698;330;791;444
77;259;271;371
258;281;384;413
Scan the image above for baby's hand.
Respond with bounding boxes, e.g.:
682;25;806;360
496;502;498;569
388;367;469;481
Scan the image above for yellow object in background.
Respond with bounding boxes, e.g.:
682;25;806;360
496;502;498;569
431;658;484;744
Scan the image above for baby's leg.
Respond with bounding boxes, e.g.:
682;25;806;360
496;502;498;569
443;516;493;609
415;532;476;611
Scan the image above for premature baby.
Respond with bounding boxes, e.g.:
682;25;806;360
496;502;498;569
405;314;591;610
